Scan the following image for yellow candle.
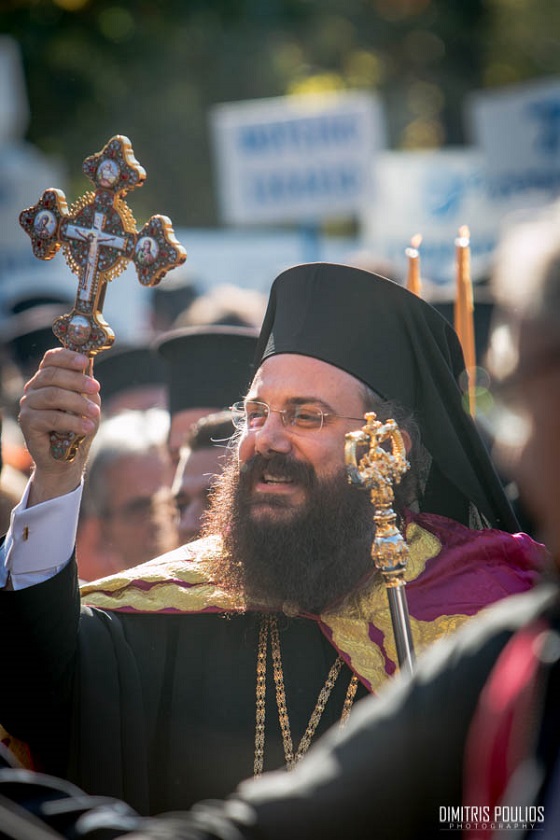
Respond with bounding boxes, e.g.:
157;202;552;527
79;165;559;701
454;225;476;415
405;234;422;297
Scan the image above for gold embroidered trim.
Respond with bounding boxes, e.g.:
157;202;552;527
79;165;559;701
81;523;476;699
321;519;445;691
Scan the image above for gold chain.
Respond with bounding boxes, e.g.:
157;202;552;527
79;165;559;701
254;614;359;777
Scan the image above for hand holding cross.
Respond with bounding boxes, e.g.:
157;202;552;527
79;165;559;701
19;135;186;461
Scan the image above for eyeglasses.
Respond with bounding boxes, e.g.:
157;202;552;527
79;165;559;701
230;400;365;432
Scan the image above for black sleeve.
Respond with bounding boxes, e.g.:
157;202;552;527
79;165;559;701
131;620;516;840
0;591;552;840
0;558;80;775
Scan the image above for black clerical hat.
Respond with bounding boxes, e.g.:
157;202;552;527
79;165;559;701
94;344;166;402
254;262;517;532
2;304;66;376
154;325;258;416
4;291;73;316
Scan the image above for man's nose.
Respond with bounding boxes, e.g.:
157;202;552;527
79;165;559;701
253;410;292;456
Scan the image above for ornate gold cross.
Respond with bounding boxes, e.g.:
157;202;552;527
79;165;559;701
19;134;187;460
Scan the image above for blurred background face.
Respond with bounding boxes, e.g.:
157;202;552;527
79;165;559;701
510;324;560;556
100;450;177;569
168;408;216;467
173;445;225;543
493;321;560;556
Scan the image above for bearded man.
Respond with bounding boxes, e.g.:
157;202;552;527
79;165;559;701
0;264;544;816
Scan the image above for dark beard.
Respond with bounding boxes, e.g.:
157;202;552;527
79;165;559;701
203;452;377;614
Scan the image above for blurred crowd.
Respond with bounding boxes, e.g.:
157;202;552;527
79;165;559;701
0;248;534;582
0;268;267;580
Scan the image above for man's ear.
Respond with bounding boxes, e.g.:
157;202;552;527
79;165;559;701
401;429;412;454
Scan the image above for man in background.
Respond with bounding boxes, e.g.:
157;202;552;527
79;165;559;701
172;410;234;544
77;408;177;580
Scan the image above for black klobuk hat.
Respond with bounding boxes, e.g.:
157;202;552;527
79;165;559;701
93;344;166;403
254;262;518;532
2;304;66;377
154;325;258;417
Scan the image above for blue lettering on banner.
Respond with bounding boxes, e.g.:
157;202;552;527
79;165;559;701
526;98;560;155
429;175;464;217
487;168;560;199
238;115;360;156
422;170;485;220
249;165;361;205
386;237;495;285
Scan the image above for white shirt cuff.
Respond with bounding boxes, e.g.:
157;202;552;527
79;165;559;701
0;479;83;590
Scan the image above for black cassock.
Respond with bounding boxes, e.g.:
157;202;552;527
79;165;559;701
0;558;367;815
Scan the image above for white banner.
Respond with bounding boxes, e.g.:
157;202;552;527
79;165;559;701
211;91;386;225
362;149;499;288
467;76;560;207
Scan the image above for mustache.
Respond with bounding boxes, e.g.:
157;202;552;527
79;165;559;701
238;453;317;488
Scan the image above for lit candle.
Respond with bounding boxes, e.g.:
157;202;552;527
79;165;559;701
454;225;476;415
405;234;422;297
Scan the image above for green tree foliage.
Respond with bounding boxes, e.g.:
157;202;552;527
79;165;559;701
0;0;558;226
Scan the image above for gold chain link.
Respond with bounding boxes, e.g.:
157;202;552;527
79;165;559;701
254;614;359;777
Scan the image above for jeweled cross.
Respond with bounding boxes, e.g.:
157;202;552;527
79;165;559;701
20;134;187;461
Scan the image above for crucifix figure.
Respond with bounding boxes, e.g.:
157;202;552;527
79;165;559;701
20;134;187;461
66;211;127;303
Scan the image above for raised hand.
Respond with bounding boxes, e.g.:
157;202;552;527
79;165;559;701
18;348;101;506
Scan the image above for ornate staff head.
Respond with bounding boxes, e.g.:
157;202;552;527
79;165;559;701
345;411;410;584
345;412;415;671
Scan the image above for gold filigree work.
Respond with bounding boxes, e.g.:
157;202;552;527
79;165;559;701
254;614;358;777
